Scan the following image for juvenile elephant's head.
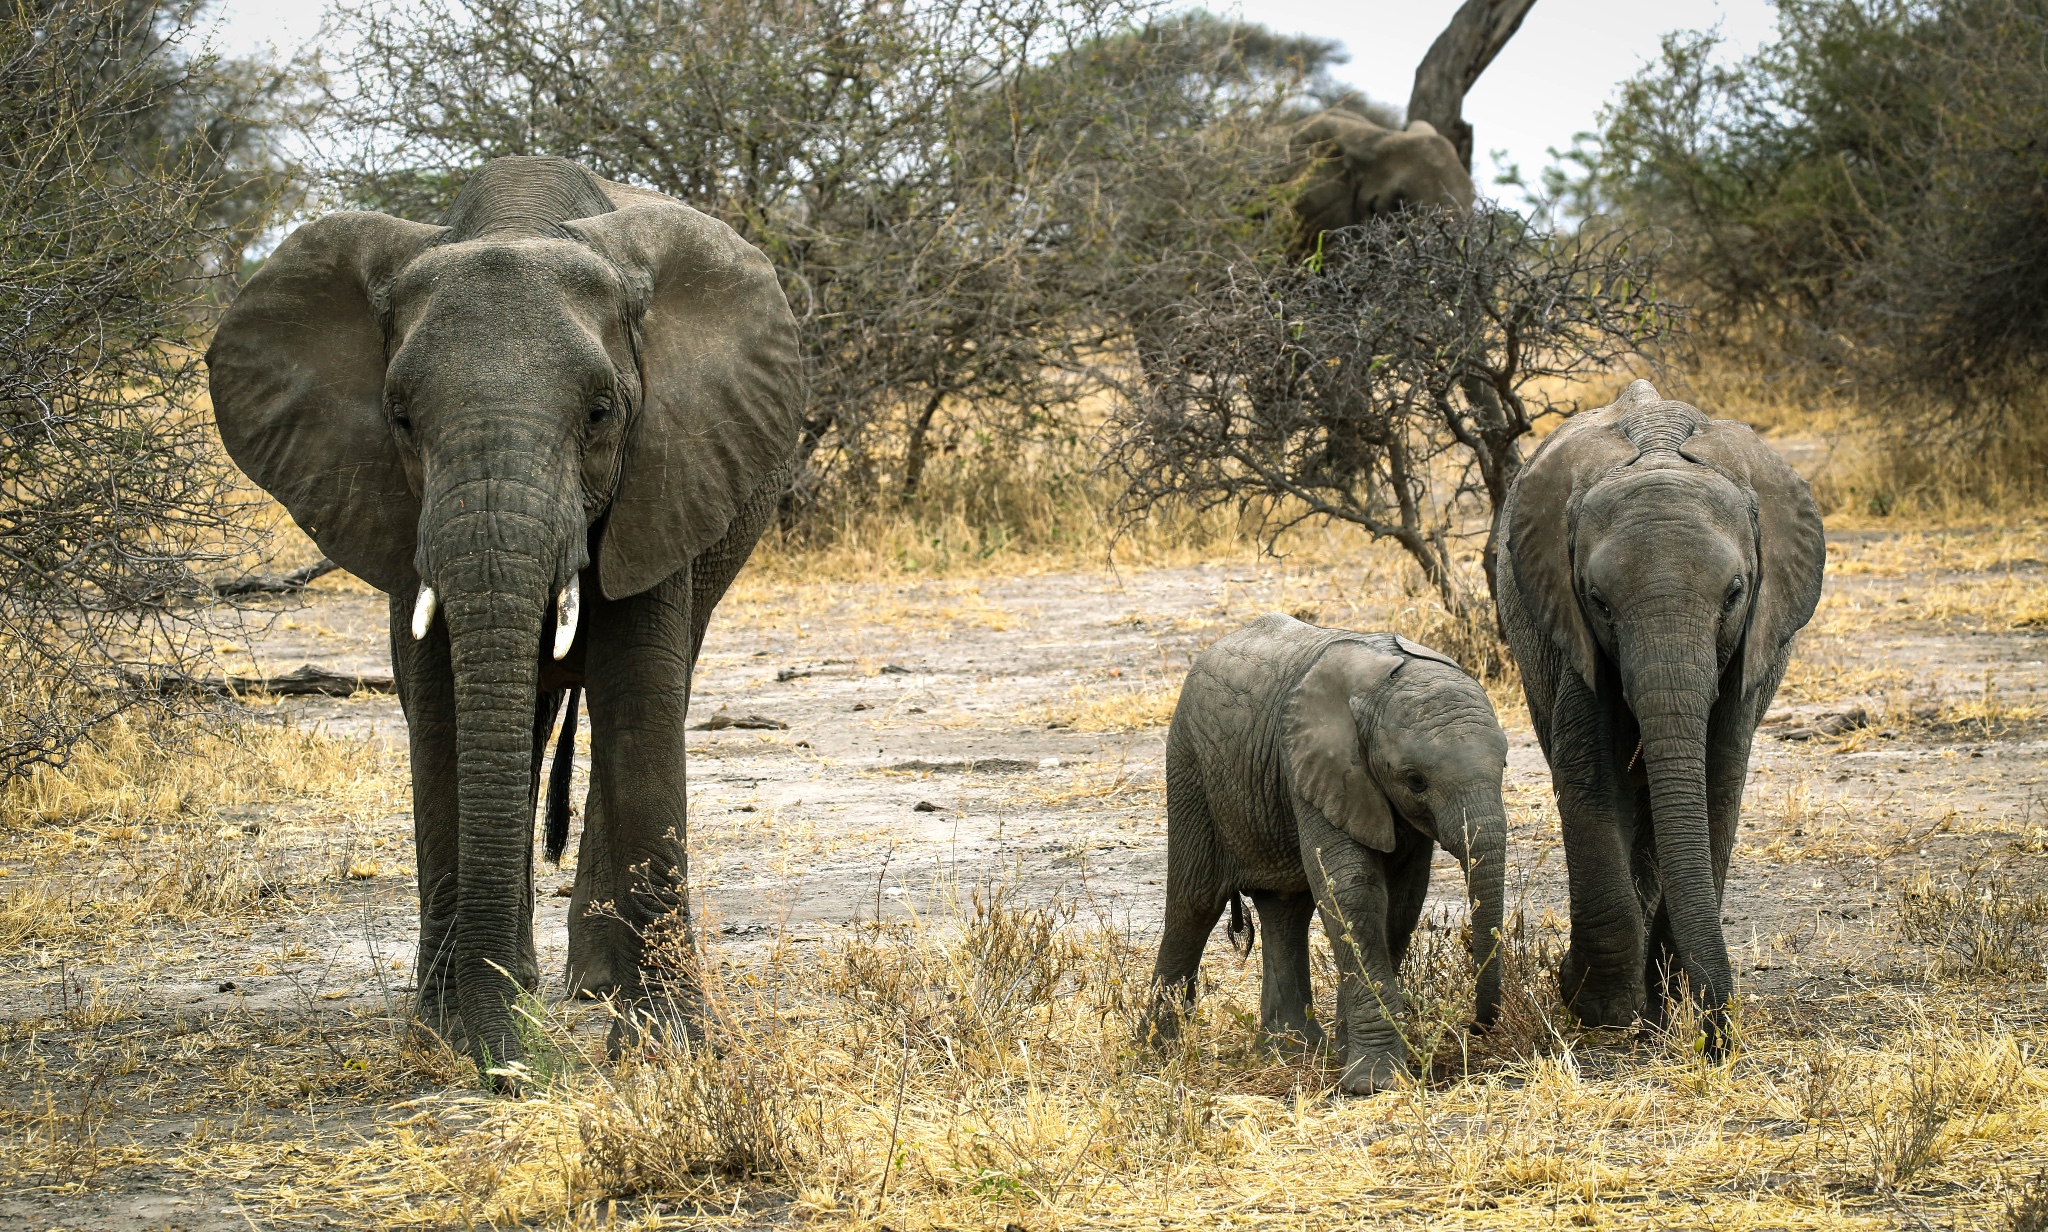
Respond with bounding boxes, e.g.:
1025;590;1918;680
1287;109;1475;257
206;157;801;1066
1507;380;1825;1037
1287;634;1510;1026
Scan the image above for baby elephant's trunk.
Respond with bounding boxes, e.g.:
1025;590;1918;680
1438;786;1508;1027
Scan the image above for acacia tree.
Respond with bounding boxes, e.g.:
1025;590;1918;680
0;0;293;780
1585;0;2048;491
324;0;1339;514
1105;208;1678;643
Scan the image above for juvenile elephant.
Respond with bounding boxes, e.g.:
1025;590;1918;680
207;157;802;1071
1287;108;1475;258
1147;615;1509;1094
1495;380;1824;1051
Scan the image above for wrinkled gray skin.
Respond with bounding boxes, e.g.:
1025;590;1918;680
1288;109;1475;257
1496;381;1824;1054
207;157;802;1075
1147;615;1510;1095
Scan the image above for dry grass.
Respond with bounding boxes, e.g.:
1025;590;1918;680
1023;682;1182;733
153;886;2047;1230
0;713;405;954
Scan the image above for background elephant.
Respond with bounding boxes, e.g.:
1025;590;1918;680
1148;615;1509;1095
1495;380;1825;1051
207;156;802;1072
1287;108;1475;258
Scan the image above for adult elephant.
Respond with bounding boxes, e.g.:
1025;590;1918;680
1287;108;1475;257
207;156;802;1072
1495;380;1824;1052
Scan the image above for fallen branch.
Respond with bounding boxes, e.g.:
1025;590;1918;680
123;663;395;698
691;712;788;731
212;558;342;597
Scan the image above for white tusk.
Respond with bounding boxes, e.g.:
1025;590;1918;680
411;584;437;641
552;575;580;661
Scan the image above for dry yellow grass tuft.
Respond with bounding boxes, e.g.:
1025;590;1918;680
1024;682;1182;733
0;712;399;834
0;714;405;951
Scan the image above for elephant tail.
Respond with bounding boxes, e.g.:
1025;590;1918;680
1227;891;1255;957
544;687;579;864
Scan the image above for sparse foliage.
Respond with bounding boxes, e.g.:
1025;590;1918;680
1584;0;2048;497
323;0;1339;520
1105;207;1677;638
0;0;293;782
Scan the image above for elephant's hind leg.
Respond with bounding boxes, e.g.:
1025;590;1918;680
1250;890;1322;1051
1145;741;1228;1045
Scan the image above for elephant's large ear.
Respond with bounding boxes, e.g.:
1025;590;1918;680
566;203;801;599
1681;422;1826;693
1504;382;1649;686
207;212;444;594
1286;641;1403;852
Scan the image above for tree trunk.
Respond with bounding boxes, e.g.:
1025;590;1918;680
1407;0;1540;171
900;388;947;499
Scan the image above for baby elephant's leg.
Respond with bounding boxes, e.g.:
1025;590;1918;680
1250;890;1322;1051
1307;836;1406;1095
1145;745;1227;1044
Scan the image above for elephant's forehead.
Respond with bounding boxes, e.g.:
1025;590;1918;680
395;237;623;308
1584;459;1749;525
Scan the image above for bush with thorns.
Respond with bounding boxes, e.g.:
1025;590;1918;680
1105;207;1679;670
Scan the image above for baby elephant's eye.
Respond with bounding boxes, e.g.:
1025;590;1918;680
1586;589;1611;618
1404;772;1429;795
386;396;412;433
587;392;613;425
1723;577;1746;610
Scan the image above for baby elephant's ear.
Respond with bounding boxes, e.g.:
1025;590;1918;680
1286;642;1404;852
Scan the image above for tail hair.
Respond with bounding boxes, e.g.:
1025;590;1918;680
1227;891;1255;957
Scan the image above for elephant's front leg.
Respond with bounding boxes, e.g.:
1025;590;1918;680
1549;674;1648;1028
390;591;463;1042
566;565;697;1050
1301;816;1403;1095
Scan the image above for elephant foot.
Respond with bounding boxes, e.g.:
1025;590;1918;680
1138;985;1198;1049
604;987;705;1060
1258;1019;1327;1057
1338;1049;1408;1096
1560;952;1644;1029
409;978;465;1052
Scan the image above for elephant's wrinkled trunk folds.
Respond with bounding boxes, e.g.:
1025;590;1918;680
1620;610;1733;1041
421;426;585;1073
1437;786;1506;1027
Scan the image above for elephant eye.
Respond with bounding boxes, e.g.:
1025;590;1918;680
1404;772;1428;795
587;393;613;425
386;397;412;433
1723;578;1746;609
1587;589;1611;618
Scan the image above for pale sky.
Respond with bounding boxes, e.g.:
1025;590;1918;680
206;0;1782;202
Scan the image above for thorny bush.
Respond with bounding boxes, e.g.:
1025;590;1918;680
1104;206;1679;665
1;0;290;782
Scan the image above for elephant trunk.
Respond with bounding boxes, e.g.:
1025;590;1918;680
421;430;585;1075
1438;787;1507;1028
1622;614;1734;1041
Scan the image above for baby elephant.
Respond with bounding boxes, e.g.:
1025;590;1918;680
1147;614;1509;1094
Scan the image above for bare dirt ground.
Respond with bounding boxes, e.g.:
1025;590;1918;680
3;497;2045;1229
